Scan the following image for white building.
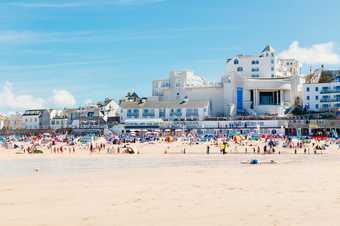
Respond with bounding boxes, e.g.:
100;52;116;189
0;115;7;130
151;45;302;117
224;45;302;116
22;109;51;129
303;69;340;112
50;110;68;130
65;98;120;129
152;70;226;117
7;113;23;130
97;98;120;119
120;92;209;122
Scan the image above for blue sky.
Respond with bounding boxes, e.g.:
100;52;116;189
0;0;340;113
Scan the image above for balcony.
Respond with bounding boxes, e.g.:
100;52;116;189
320;89;340;94
320;98;340;103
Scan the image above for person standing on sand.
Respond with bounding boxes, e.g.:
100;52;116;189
206;145;210;154
222;143;227;155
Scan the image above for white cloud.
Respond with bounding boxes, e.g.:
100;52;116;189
0;82;45;110
279;41;340;65
0;82;76;112
0;31;38;44
52;90;76;107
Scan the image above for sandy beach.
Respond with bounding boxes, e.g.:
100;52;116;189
0;143;339;226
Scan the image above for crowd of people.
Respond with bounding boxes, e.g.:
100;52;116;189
0;131;339;155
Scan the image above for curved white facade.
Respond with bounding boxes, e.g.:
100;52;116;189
150;45;302;118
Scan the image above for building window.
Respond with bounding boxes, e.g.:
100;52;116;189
175;79;181;87
315;104;319;109
251;68;259;72
306;96;310;100
252;74;259;78
271;59;274;64
271;67;274;71
306;87;310;92
143;109;155;117
315;87;318;92
259;92;280;105
322;104;330;109
251;60;259;65
336;95;340;101
315;96;318;100
159;109;166;118
234;59;239;65
322;87;330;92
237;67;243;72
336;76;340;82
322;95;330;101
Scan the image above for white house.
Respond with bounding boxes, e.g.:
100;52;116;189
22;109;51;129
50;110;68;130
120;92;210;122
97;98;120;119
303;68;340;112
7;113;23;130
64;98;119;129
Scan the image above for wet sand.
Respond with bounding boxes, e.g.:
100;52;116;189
0;143;339;226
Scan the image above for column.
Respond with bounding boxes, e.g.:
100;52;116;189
254;89;257;106
280;90;284;106
278;90;281;105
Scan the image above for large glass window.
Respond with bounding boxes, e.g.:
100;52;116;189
234;59;239;65
259;92;280;105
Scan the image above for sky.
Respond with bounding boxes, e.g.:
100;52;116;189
0;0;340;113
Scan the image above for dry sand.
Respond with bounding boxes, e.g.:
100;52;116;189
0;143;340;226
